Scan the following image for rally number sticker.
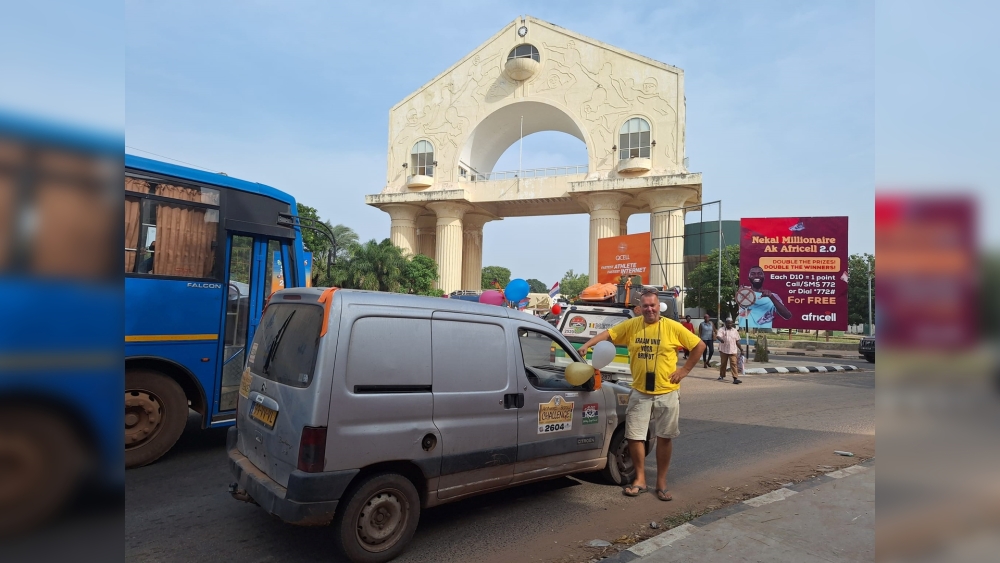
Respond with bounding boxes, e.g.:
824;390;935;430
238;367;252;399
538;396;574;434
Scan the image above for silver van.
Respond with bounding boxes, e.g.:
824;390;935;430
228;288;645;563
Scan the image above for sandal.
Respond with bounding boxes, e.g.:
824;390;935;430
622;485;648;497
655;489;673;501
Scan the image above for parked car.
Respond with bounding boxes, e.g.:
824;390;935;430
859;335;875;363
228;288;646;563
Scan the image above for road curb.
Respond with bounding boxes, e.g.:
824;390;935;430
600;458;875;562
744;364;861;375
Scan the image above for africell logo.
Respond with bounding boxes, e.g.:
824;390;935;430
801;312;836;322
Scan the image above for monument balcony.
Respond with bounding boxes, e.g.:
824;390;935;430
504;57;540;81
407;174;434;189
616;157;652;174
467;164;587;182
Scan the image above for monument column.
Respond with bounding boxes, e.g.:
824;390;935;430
381;204;422;255
579;193;632;284
415;214;436;259
461;214;492;291
640;189;691;305
427;202;471;294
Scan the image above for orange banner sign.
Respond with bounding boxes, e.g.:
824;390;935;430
597;233;650;284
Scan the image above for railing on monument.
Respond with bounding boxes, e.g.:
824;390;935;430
468;164;587;182
649;200;725;320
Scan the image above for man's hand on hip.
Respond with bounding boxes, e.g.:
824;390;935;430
669;367;690;384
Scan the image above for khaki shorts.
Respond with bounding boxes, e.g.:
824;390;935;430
625;390;680;441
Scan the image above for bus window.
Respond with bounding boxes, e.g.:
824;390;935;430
124;177;219;278
264;239;286;298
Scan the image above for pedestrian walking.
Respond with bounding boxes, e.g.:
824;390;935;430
579;290;706;502
679;315;695;360
716;317;742;384
699;313;717;368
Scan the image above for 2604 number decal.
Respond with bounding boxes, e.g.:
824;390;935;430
538;422;572;434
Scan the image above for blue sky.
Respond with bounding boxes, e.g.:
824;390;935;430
6;1;995;284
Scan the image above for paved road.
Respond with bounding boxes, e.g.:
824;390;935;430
125;366;874;563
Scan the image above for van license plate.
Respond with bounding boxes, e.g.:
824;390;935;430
250;403;277;428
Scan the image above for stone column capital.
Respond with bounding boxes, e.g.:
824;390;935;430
427;201;473;221
462;213;493;233
638;188;697;213
577;192;633;213
380;203;423;223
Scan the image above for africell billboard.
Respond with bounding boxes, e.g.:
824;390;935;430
596;233;651;284
739;217;848;331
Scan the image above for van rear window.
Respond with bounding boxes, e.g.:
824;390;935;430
249;303;323;388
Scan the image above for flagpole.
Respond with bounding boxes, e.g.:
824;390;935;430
518;115;523;192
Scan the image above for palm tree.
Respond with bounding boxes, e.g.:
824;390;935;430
340;239;408;292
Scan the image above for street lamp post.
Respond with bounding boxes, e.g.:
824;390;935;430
867;264;874;336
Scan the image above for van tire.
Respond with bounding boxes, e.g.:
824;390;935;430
333;472;421;563
125;370;187;469
601;425;646;486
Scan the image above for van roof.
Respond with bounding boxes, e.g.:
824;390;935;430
271;288;557;330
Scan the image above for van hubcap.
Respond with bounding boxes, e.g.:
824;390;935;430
125;391;163;448
356;490;405;552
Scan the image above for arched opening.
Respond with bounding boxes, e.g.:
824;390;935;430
492;130;588;175
458;101;589;179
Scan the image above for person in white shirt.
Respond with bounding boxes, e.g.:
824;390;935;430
716;317;743;384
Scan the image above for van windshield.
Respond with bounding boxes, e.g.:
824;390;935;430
249;303;323;388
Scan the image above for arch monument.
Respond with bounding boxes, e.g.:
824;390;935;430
365;15;702;297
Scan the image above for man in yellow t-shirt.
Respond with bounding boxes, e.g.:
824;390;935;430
579;290;705;501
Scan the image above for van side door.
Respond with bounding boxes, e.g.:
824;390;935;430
512;327;607;483
431;312;518;500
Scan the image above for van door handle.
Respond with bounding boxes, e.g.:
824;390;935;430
503;393;524;409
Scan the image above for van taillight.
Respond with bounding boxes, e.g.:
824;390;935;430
297;426;327;472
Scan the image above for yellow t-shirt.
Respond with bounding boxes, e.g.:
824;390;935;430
607;316;703;395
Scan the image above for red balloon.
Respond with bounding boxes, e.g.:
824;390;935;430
551;304;562;316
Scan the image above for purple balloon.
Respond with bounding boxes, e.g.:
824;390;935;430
478;290;505;306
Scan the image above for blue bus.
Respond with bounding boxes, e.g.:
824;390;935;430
125;155;307;468
0;111;121;534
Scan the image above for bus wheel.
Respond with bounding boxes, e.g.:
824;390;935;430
0;408;85;536
125;370;187;469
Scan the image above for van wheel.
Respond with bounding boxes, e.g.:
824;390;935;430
601;425;645;486
125;370;187;469
333;472;420;563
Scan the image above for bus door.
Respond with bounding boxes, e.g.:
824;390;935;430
217;234;295;418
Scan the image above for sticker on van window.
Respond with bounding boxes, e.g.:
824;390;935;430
239;367;252;399
582;403;599;424
247;342;259;365
538;396;574;434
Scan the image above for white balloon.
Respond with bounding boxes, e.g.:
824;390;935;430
591;340;617;370
659;302;667;313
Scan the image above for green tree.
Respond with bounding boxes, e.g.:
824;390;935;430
847;253;875;326
560;269;590;300
481;265;511;290
686;244;740;320
402;254;443;296
339;239;408;292
296;203;358;286
526;278;548;293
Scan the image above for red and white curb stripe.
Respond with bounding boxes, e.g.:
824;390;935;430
620;463;870;560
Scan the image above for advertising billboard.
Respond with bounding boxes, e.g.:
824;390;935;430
739;217;848;330
596;232;651;284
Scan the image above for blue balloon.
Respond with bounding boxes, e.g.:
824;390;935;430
504;278;530;303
